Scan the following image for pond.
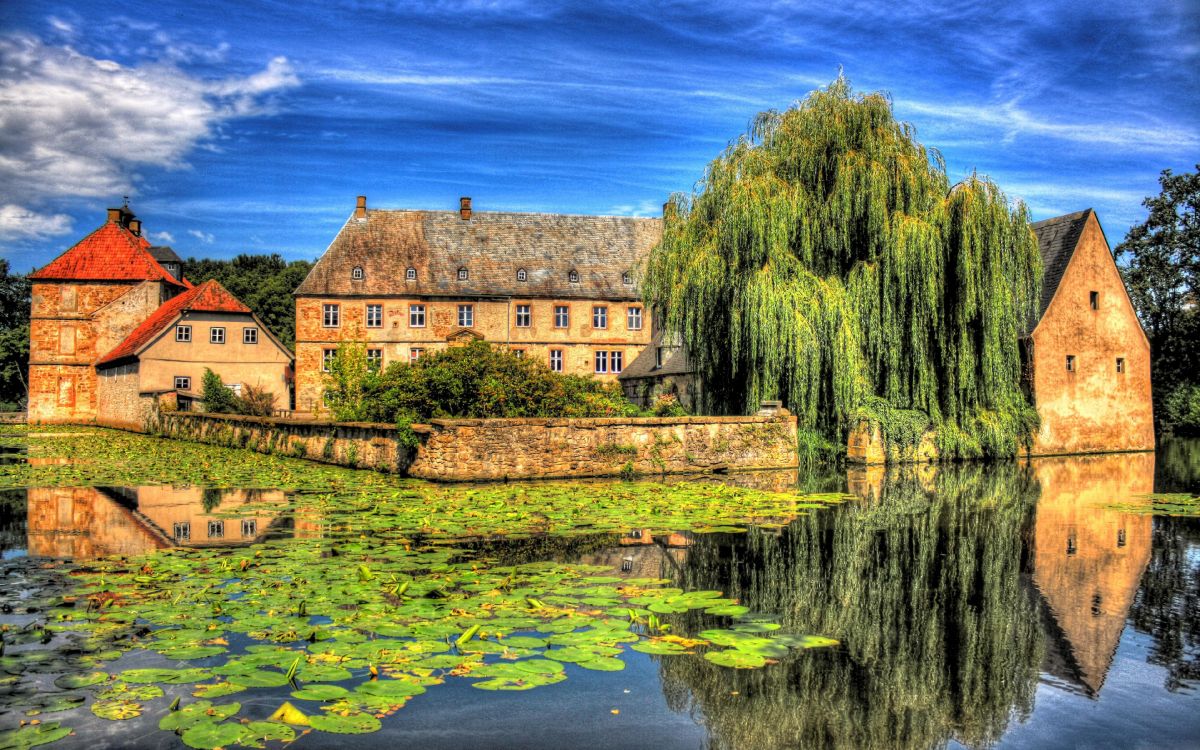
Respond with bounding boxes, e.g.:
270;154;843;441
0;427;1198;749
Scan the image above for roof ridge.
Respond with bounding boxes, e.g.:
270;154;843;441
361;208;663;221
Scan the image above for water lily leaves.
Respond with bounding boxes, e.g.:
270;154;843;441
191;682;246;699
704;649;767;668
703;604;750;617
355;679;426;699
225;669;290;688
307;711;382;734
630;640;689;655
90;699;142;720
25;694;86;714
180;721;248;750
157;645;226;660
545;647;600;664
120;667;209;684
0;722;73;749
575;656;625;672
291;684;350;701
52;671;107;689
266;701;311;726
97;683;164;701
158;700;241;732
240;721;296;747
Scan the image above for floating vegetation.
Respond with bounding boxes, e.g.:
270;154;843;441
0;428;845;748
1104;493;1200;517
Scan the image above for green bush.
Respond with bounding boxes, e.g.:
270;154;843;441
324;340;643;423
1163;384;1200;436
201;369;239;414
237;384;277;417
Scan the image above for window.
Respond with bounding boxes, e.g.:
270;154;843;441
549;349;563;372
57;376;75;407
512;349;525;359
655;347;664;369
1066;355;1076;372
568;270;580;283
207;520;224;539
173;522;190;542
241;520;257;538
554;305;569;328
627;307;643;330
409;304;425;327
61;286;76;312
174;376;191;391
323;304;340;328
517;268;527;282
516;304;531;327
622;271;632;285
594;351;609;374
228;383;242;396
243;327;258;344
409;348;424;363
352;266;364;280
1090;291;1099;310
176;325;191;343
59;324;76;355
458;304;474;327
1116;357;1125;374
210;327;226;344
611;351;623;374
366;304;383;328
406;267;417;280
458;267;469;281
593;306;608;329
322;348;336;372
367;348;383;370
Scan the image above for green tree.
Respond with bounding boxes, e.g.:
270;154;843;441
183;254;311;349
0;260;31;409
1115;165;1200;434
642;76;1041;459
201;368;238;414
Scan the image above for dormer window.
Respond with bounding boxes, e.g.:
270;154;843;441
622;271;632;285
568;270;579;283
406;267;416;281
517;268;527;282
351;266;364;280
458;267;469;281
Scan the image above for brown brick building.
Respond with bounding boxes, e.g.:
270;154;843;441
292;197;661;411
1025;209;1154;455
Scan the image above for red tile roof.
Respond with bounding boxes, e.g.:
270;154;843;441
96;280;252;367
30;221;184;285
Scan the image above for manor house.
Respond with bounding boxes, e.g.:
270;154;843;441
292;197;661;411
27;206;292;427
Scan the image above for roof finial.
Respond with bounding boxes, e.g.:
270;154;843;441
122;195;130;209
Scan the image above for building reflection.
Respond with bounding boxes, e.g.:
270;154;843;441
1027;452;1155;696
25;486;290;559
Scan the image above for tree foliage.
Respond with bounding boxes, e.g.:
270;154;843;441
201;368;239;414
1115;164;1200;435
183;254;311;349
642;76;1041;458
0;260;31;409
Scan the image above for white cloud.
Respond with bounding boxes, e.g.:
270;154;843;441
0;34;300;211
188;229;215;244
0;204;73;242
150;230;174;243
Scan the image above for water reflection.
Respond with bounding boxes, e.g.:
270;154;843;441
23;486;289;558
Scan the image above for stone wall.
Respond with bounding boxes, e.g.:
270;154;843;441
149;411;799;481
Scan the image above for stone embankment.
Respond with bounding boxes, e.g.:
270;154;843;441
149;411;799;481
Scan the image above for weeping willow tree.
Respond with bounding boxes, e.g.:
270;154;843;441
643;76;1041;458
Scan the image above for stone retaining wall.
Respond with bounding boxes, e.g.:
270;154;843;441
149;411;799;481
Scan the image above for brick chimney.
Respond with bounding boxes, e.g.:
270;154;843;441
128;218;142;236
107;208;123;223
459;196;472;220
355;195;367;220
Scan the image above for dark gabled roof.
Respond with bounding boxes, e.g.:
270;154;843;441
294;208;662;300
30;221;186;286
618;330;693;381
148;245;182;264
1032;209;1093;320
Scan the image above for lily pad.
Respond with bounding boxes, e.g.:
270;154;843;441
180;721;248;750
52;672;108;689
704;649;767;668
90;699;142;720
308;711;382;734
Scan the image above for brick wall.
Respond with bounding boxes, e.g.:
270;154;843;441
96;363;161;431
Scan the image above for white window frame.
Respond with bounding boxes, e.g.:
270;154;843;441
611;350;623;374
512;349;525;359
568;270;579;283
207;520;224;539
409;304;426;328
173;522;190;541
594;350;608;374
554;305;569;328
409;348;424;363
516;304;531;328
241;519;257;538
322;348;336;372
517;268;527;282
406;267;417;280
176;325;191;342
366;348;383;370
627;307;642;330
323;304;340;328
210;327;226;344
549;349;563;372
457;267;469;281
622;271;632;285
458;304;474;328
243;327;258;344
352;266;364;280
174;376;191;391
592;306;608;329
366;304;383;328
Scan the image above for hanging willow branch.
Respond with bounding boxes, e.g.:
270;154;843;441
642;76;1042;458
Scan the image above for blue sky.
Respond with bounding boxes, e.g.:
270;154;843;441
1;0;1196;272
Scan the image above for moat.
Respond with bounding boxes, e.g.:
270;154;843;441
1;427;1198;749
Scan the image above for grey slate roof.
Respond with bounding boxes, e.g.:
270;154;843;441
148;245;182;264
295;209;662;300
619;331;693;381
1032;209;1092;320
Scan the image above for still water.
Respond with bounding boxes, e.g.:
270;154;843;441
0;430;1198;749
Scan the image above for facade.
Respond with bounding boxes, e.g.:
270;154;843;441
1026;209;1154;455
292;197;661;411
95;280;293;429
27;206;189;423
618;329;702;411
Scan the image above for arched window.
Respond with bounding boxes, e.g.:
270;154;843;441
405;267;416;280
458;267;469;281
621;271;632;285
568;270;579;283
516;268;527;282
351;266;364;280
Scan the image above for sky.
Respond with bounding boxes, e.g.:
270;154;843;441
0;0;1197;272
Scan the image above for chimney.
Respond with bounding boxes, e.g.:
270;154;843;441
107;208;123;223
355;195;367;220
128;218;142;236
459;196;472;221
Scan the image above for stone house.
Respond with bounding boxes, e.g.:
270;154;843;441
292;196;661;411
1025;209;1154;455
95;279;293;429
618;329;702;411
27;206;292;428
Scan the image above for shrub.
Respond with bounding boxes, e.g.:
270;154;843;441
651;393;688;417
201;369;238;414
236;384;277;417
1163;384;1200;436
